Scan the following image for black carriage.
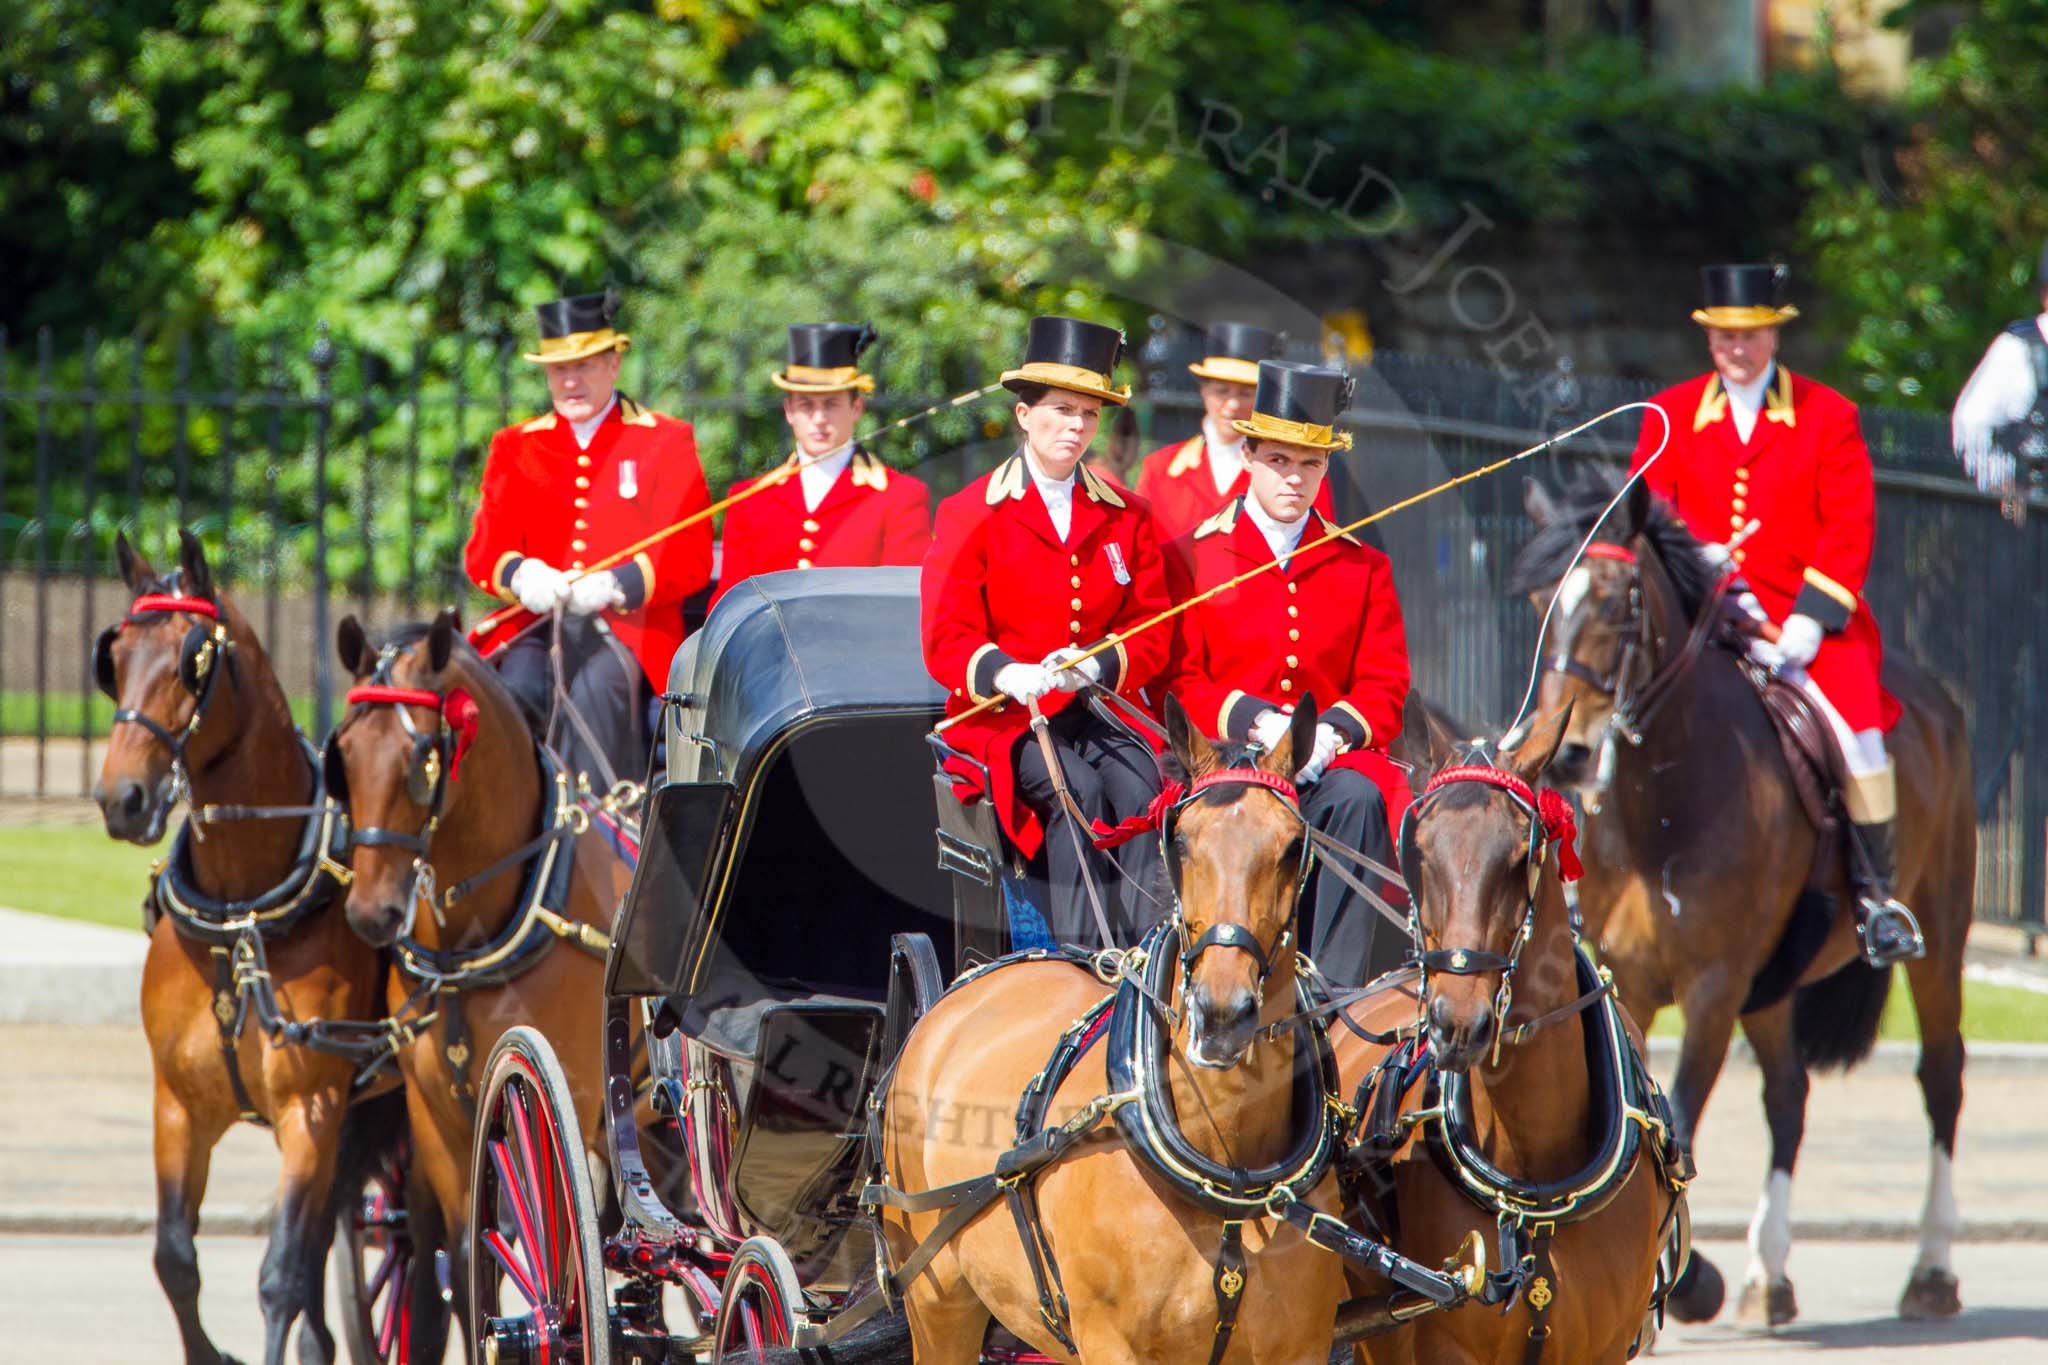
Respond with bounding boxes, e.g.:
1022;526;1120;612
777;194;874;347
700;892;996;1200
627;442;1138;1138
466;567;1023;1363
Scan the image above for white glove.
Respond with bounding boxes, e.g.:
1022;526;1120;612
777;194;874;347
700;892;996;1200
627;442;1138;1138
1040;648;1102;693
566;570;625;617
510;559;570;615
1297;722;1344;785
1698;539;1733;571
994;662;1054;706
1248;709;1291;753
1775;613;1824;669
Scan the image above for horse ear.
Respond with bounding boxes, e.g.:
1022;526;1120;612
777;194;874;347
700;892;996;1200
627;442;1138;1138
1506;699;1575;785
176;528;215;600
1397;689;1457;796
337;616;369;678
1621;471;1652;541
1164;693;1219;780
428;607;458;674
1275;694;1318;780
115;531;154;593
1523;476;1558;529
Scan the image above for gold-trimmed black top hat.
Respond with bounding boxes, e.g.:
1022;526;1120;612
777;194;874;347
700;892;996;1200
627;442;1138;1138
523;291;630;364
1000;316;1131;406
1188;322;1286;386
771;322;879;394
1692;264;1799;330
1232;360;1355;452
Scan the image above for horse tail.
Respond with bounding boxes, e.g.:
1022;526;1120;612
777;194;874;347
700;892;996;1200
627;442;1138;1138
1793;958;1892;1073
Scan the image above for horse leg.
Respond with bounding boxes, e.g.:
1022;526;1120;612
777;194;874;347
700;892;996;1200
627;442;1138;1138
152;1083;240;1365
258;1102;348;1365
1899;946;1966;1318
1660;982;1740;1324
1732;1002;1805;1328
898;1275;992;1365
406;1176;454;1362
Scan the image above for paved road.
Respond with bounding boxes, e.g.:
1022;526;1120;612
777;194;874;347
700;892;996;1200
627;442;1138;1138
0;1235;2039;1362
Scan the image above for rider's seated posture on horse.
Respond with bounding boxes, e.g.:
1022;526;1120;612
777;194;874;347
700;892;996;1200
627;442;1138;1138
922;315;1171;948
1162;360;1412;985
1135;321;1331;540
712;321;930;606
465;290;712;790
1631;263;1920;966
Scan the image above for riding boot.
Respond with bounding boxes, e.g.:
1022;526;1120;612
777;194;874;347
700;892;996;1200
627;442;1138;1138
1848;819;1925;968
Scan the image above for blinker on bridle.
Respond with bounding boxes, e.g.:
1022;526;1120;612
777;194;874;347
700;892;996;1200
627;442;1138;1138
95;591;237;804
1401;763;1583;1066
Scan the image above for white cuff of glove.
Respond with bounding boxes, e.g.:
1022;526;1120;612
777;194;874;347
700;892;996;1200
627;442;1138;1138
994;662;1053;706
1776;613;1824;668
510;559;569;615
566;570;625;617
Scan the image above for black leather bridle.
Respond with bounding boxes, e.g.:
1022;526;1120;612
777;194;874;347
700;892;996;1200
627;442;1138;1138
94;585;238;798
1162;765;1313;987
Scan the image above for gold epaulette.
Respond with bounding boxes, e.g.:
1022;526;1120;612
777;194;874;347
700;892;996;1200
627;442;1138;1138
986;456;1027;504
520;412;559;433
1166;435;1205;478
1193;499;1241;539
1078;463;1126;508
850;447;890;491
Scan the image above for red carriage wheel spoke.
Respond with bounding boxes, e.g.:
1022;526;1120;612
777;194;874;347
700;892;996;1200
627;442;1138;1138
488;1133;550;1304
483;1226;544;1308
505;1079;557;1302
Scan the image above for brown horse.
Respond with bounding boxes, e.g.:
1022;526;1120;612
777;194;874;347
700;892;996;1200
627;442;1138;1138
1333;700;1687;1364
95;530;386;1365
878;699;1352;1363
325;607;630;1341
1510;474;1974;1324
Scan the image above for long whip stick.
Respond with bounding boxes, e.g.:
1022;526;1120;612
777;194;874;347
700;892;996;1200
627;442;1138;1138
936;400;1661;734
469;382;1005;647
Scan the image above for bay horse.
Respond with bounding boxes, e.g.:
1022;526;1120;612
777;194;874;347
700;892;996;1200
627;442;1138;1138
878;698;1355;1363
325;607;631;1344
1332;699;1689;1364
1510;473;1974;1324
95;529;398;1365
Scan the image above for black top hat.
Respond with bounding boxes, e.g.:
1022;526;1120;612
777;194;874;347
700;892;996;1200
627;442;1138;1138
771;322;879;393
1188;322;1286;385
523;291;629;364
1000;316;1131;406
1691;264;1799;329
1232;360;1355;452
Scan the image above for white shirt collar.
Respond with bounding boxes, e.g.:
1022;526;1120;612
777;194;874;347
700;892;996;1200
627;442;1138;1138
568;394;619;449
797;439;856;512
1022;449;1077;540
1242;492;1309;565
1723;363;1774;442
1200;417;1245;497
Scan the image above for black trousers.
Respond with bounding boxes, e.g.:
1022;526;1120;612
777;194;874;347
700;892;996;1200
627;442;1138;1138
1012;702;1165;949
497;615;646;792
1301;767;1406;986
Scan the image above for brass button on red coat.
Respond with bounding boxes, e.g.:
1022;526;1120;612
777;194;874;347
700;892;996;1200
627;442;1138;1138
1731;497;1746;513
799;538;816;552
1287;605;1299;618
1069;576;1082;589
1069;554;1080;566
1069;597;1082;610
575;477;590;490
1280;679;1293;692
1288;629;1300;641
797;558;813;569
1286;655;1298;667
1069;620;1081;633
574;518;588;530
570;560;585;569
576;456;592;468
1286;583;1298;595
573;497;589;509
803;519;821;533
571;539;587;552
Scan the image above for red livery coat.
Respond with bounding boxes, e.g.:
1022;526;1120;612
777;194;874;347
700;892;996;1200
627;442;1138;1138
1630;367;1894;731
1162;496;1413;832
1136;433;1334;541
712;446;930;606
922;455;1172;857
464;396;713;689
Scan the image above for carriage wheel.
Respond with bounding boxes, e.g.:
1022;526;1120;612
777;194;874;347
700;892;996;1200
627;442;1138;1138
336;1140;445;1364
467;1027;610;1365
710;1237;805;1360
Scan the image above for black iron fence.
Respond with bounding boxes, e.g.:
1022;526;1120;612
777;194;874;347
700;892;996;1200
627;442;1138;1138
1;321;2039;939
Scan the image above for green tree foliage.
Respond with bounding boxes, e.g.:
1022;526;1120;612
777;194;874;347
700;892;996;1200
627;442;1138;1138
1803;0;2048;408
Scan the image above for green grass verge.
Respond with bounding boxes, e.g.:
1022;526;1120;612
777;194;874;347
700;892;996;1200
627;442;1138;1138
0;689;316;736
0;821;161;931
1645;968;2048;1045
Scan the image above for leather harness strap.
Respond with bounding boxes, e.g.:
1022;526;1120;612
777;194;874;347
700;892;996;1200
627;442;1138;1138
208;944;264;1124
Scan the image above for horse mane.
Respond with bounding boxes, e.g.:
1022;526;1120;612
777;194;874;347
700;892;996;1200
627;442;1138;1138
1507;464;1720;621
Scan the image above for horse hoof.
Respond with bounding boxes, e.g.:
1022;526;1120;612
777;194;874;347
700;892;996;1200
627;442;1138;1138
1667;1252;1725;1323
1736;1277;1798;1328
1898;1266;1961;1320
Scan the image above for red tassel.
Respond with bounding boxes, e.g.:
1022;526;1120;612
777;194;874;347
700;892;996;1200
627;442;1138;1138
442;688;480;779
1090;781;1185;849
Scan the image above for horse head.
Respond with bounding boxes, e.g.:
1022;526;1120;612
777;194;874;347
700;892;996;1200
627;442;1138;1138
1513;470;1717;795
1161;693;1315;1070
328;607;520;948
92;529;243;843
1401;697;1575;1074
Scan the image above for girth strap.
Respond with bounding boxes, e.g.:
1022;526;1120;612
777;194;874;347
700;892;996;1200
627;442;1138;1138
208;945;264;1125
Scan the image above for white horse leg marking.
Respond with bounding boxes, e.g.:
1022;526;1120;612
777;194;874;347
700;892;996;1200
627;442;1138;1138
1912;1145;1958;1273
1744;1168;1793;1287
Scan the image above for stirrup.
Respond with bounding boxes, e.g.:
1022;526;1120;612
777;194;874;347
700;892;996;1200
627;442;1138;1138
1856;896;1925;968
